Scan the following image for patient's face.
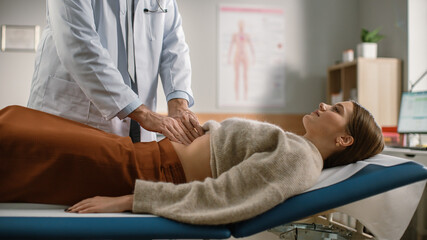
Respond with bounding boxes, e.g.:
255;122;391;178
303;101;354;140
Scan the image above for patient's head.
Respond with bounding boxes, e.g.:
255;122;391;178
303;101;384;168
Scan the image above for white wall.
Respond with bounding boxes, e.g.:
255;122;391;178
0;0;46;109
158;0;360;113
0;0;411;114
408;0;427;91
358;0;408;88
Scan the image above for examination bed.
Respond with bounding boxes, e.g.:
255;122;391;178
1;154;426;239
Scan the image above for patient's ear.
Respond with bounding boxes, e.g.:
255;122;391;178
338;135;354;147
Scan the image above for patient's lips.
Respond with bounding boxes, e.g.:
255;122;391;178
311;110;320;117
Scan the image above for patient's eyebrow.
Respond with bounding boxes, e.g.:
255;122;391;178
336;103;345;114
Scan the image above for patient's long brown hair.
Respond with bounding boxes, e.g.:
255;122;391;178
323;101;384;168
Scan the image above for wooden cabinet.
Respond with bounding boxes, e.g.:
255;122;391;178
327;58;401;127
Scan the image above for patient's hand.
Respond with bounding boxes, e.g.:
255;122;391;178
66;195;133;213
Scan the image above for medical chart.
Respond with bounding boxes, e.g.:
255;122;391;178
218;4;286;108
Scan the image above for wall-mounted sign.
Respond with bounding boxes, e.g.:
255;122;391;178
1;25;40;52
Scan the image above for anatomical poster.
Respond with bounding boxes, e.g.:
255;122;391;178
218;4;286;108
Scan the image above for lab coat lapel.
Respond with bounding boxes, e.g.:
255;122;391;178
120;0;127;55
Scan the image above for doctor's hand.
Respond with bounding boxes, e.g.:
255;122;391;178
129;104;193;145
65;195;133;213
168;99;204;142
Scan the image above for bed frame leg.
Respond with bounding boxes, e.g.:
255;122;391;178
268;211;374;239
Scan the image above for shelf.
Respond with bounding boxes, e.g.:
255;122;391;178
327;58;401;126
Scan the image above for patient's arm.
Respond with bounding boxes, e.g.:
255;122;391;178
67;195;133;213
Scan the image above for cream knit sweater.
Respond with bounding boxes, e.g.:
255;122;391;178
133;118;323;225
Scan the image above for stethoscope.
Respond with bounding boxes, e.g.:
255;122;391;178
144;0;167;13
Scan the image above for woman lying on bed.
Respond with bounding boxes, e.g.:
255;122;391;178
0;101;383;225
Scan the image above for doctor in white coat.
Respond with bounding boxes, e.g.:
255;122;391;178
28;0;203;144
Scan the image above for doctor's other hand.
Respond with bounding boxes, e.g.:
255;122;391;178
168;98;204;142
66;195;133;213
129;105;192;145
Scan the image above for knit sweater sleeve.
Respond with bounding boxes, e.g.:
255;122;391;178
132;119;323;225
133;156;283;225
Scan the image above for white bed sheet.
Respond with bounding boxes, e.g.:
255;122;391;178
306;154;426;240
0;203;148;217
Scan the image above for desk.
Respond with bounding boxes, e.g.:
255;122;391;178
382;147;427;239
383;147;427;166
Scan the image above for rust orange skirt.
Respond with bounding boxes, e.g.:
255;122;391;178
0;106;186;205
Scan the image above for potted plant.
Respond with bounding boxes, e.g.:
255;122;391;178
357;28;384;58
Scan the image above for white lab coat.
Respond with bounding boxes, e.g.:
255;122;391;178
28;0;193;142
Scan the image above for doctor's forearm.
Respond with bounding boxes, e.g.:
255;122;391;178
127;105;166;134
128;104;152;124
167;98;188;115
128;105;173;132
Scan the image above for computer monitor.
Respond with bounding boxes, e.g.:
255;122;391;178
397;91;427;133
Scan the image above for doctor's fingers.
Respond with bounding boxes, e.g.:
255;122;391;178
162;126;190;145
168;122;192;145
159;119;191;145
176;119;196;142
175;116;197;141
176;112;204;139
183;112;203;139
189;116;204;137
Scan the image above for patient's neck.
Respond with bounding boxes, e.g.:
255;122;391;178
303;134;334;161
